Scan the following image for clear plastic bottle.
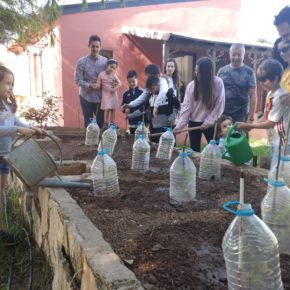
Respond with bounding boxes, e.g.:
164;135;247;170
91;150;120;196
135;122;149;141
156;128;175;160
199;140;221;180
170;152;196;203
268;156;290;187
98;124;117;155
85;119;100;146
223;201;283;290
261;179;290;254
131;134;150;172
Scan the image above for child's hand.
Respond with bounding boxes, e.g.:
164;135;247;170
89;83;98;91
125;108;130;114
173;128;181;135
32;127;46;136
122;104;130;110
17;127;34;138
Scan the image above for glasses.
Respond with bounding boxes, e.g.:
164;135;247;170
279;45;290;54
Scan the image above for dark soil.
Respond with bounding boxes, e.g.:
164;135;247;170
45;135;290;290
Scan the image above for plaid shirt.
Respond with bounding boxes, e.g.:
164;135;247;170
75;54;107;103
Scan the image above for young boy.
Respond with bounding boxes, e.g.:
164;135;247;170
121;71;143;134
236;59;290;168
216;115;233;153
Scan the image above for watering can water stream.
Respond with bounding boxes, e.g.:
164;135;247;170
4;133;91;189
222;124;253;165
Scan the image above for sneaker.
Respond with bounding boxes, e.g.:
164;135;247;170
0;230;16;246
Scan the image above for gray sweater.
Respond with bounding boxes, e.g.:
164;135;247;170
0;102;30;156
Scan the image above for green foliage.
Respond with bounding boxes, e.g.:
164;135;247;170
0;0;61;48
0;185;53;290
20;92;62;128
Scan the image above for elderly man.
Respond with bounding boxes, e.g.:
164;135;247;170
273;6;290;69
75;35;107;128
217;43;257;123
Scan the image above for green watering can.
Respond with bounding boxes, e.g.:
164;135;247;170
222;124;253;165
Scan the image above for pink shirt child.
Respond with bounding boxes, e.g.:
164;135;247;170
97;71;121;110
175;76;225;129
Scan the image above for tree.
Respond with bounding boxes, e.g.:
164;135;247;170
0;0;124;52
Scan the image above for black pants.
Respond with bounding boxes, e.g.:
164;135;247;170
188;121;214;152
80;96;104;128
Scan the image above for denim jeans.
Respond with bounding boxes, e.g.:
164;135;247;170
80;96;104;128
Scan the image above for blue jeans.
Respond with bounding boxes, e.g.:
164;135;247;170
80;96;104;128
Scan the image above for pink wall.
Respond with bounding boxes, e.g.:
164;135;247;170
59;0;241;127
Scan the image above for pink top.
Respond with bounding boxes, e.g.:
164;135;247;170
97;71;121;110
175;76;225;129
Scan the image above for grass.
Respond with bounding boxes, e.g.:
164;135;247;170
0;185;53;290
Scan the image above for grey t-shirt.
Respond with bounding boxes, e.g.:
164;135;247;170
217;64;256;116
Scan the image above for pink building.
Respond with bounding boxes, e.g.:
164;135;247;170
58;0;271;128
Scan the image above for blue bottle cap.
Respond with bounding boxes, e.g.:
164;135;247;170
264;178;286;187
223;201;255;216
98;150;106;156
179;152;189;157
110;124;117;129
209;140;217;145
280;156;290;162
138;134;145;139
166;128;173;132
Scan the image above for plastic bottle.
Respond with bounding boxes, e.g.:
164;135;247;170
261;179;290;254
170;152;196;203
91;150;119;196
131;134;150;172
268;156;290;187
98;124;117;155
223;201;283;290
135;122;149;141
156;128;175;160
199;140;221;180
85;119;100;146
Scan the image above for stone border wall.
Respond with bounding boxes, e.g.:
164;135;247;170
16;156;268;290
20;183;144;290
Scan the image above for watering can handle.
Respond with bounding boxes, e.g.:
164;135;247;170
226;123;238;142
12;132;63;166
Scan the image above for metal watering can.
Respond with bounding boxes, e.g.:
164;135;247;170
222;124;253;165
4;133;91;189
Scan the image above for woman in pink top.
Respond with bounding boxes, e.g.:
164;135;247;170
97;59;121;128
174;57;225;152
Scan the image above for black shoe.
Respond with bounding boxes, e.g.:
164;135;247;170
0;230;16;246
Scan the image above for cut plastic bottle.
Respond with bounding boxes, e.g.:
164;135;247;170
98;124;117;155
262;179;290;254
170;152;196;203
135;122;149;141
268;156;290;187
156;128;175;160
85;119;100;146
199;140;221;180
131;134;150;172
223;201;283;290
91;150;119;196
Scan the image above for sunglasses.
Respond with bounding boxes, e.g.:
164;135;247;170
279;45;290;54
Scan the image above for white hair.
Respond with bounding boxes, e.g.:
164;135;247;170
230;43;245;53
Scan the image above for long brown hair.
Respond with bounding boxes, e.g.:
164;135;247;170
193;57;215;110
0;65;17;112
164;58;179;88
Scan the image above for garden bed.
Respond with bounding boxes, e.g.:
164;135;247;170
44;135;290;290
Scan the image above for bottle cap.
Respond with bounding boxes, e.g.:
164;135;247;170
98;150;106;156
110;124;117;129
138;134;145;139
264;178;286;187
179;152;189;157
223;201;255;216
166;128;173;132
280;156;290;162
209;140;217;145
